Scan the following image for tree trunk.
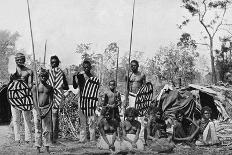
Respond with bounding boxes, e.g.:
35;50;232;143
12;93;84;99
210;38;217;84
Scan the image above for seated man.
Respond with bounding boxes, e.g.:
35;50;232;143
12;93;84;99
121;107;144;150
173;110;199;145
195;106;220;146
97;108;122;151
147;107;174;152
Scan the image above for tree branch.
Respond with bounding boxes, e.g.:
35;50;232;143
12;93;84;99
219;28;232;37
212;4;227;38
195;42;210;47
201;0;207;21
200;20;212;39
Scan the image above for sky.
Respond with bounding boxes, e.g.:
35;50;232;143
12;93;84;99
0;0;231;68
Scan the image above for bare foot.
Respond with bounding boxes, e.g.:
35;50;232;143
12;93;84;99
36;147;40;154
45;146;50;154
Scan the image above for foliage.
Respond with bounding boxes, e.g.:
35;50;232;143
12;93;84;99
215;36;232;81
146;39;198;86
145;33;199;86
102;42;119;85
0;30;20;81
180;0;232;83
75;43;101;77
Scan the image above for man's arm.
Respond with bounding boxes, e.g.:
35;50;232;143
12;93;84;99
115;92;122;108
98;121;111;146
173;118;199;142
142;74;146;85
62;72;69;90
186;117;199;140
73;73;79;89
49;87;54;107
133;122;141;144
122;122;134;143
28;70;34;89
146;120;157;141
32;85;40;113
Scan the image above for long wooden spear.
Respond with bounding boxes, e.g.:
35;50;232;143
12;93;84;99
115;46;119;88
26;0;42;137
26;0;39;100
43;40;47;67
125;0;136;110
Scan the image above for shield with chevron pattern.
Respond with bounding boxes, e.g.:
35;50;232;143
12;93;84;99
48;67;64;109
135;82;153;117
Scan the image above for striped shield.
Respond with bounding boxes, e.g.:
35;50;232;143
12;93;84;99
48;67;64;109
80;77;100;117
135;82;153;116
7;80;33;111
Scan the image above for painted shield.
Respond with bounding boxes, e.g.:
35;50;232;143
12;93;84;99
7;80;33;111
0;85;12;122
48;67;64;109
135;82;153;116
80;77;100;117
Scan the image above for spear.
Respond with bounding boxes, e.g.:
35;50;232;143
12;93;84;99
125;0;136;112
115;46;119;88
43;40;47;67
26;0;38;101
26;0;42;139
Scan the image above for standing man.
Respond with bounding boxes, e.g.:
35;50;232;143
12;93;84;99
101;80;122;123
128;60;146;94
48;55;69;143
32;68;53;154
9;53;33;143
125;59;146;144
73;60;97;142
126;60;146;107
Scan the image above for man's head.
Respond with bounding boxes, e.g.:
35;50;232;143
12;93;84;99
50;55;60;68
149;107;163;120
101;107;112;120
125;107;139;121
130;60;139;73
15;53;26;67
201;106;212;120
39;68;49;82
175;110;184;122
82;60;92;73
109;80;116;90
225;72;232;84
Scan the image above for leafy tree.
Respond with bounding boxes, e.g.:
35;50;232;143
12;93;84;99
215;36;232;81
181;0;232;83
102;42;119;85
0;30;20;81
148;37;199;86
75;43;99;76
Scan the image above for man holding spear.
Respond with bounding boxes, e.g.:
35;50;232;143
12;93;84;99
32;68;53;154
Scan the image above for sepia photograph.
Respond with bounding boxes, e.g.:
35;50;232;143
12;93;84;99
1;0;232;154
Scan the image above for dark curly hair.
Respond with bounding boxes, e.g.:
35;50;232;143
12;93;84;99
201;106;212;115
125;107;139;117
50;55;60;62
175;110;185;118
148;106;163;116
100;107;111;117
131;60;139;66
39;68;49;78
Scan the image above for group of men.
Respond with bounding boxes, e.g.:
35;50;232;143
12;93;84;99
8;52;146;153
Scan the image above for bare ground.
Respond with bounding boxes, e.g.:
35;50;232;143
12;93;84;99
1;124;232;155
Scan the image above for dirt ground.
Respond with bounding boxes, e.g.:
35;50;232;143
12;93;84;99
1;124;232;155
